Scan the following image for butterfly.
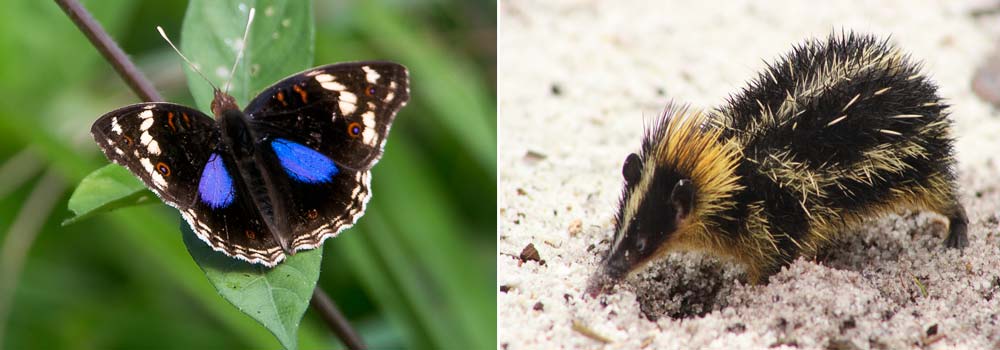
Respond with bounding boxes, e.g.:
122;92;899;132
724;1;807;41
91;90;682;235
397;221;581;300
90;61;410;267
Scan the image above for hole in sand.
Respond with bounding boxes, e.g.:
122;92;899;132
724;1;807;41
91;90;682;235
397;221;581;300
629;253;744;320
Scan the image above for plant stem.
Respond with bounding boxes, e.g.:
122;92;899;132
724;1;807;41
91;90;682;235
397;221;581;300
312;287;366;349
54;0;162;102
55;0;363;347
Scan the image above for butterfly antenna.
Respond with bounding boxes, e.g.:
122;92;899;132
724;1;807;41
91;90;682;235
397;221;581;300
224;7;255;94
157;26;219;91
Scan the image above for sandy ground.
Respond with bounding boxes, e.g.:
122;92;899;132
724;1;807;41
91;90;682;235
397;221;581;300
498;1;1000;349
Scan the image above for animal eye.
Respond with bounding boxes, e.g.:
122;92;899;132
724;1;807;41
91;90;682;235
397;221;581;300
156;162;171;176
347;122;362;137
623;153;641;185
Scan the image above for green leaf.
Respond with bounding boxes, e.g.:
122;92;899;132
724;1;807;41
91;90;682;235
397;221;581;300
178;2;318;349
181;224;321;350
180;0;314;110
64;164;154;225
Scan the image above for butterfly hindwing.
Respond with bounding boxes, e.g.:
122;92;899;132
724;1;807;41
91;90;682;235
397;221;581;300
91;103;218;207
182;150;286;266
244;61;410;172
284;168;372;251
258;137;372;251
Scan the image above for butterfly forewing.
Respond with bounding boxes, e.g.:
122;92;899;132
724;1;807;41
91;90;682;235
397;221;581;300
243;62;407;252
91;103;218;206
244;61;410;171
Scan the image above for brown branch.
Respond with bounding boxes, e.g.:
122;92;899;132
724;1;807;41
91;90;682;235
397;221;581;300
55;0;364;348
312;286;366;349
55;0;162;102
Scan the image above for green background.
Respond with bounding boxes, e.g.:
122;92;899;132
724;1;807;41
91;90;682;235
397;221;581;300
0;0;496;349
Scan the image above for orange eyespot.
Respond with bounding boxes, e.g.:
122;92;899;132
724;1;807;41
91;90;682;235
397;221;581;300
156;162;171;176
245;230;256;240
364;84;376;96
307;209;319;220
123;136;133;146
347;122;362;138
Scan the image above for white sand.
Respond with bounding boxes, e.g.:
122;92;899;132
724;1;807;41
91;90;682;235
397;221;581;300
498;1;1000;349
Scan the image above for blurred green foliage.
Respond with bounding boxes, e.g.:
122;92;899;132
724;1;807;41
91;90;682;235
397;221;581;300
0;0;496;349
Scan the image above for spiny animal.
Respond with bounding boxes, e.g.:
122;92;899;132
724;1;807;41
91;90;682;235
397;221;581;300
587;32;967;295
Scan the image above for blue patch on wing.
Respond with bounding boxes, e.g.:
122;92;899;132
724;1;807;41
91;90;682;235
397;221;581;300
271;138;339;183
198;153;235;209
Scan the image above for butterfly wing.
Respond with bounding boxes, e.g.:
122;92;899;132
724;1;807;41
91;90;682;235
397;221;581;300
242;62;409;251
244;61;410;171
261;137;374;252
283;169;372;252
179;150;287;266
91;103;286;266
91;103;218;207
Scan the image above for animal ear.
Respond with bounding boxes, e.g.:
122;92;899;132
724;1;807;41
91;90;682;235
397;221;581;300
670;179;695;221
622;153;641;185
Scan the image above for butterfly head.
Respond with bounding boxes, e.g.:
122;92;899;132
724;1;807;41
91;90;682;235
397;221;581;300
211;89;240;118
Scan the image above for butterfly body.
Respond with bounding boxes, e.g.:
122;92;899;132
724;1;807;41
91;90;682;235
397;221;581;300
91;62;410;266
214;105;293;253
